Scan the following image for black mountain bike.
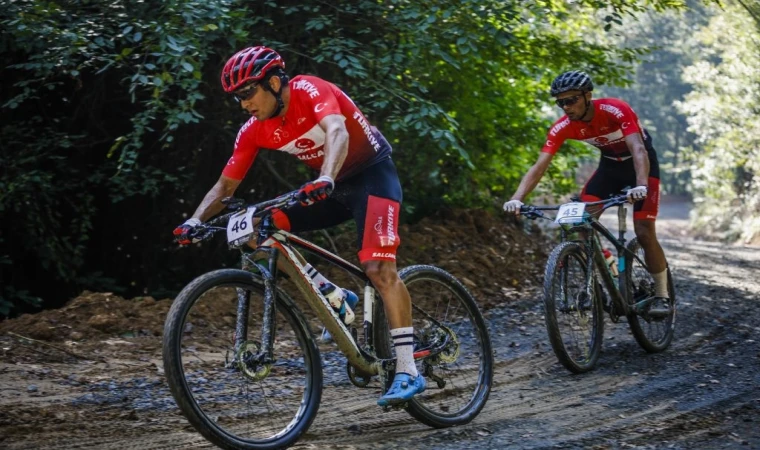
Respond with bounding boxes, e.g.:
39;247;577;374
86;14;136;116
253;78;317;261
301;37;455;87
520;194;676;373
163;190;493;449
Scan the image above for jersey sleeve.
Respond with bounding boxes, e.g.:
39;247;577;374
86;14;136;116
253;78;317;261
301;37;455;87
605;99;643;137
297;76;344;122
541;117;571;155
221;118;259;180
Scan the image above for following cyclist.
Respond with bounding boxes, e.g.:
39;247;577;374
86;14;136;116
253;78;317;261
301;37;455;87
172;46;424;406
503;70;670;309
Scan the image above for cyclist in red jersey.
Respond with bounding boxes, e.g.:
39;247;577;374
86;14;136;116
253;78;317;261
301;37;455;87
503;70;670;307
173;47;424;406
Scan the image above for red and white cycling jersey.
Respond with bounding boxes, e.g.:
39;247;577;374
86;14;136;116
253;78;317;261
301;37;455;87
222;75;391;181
541;98;645;160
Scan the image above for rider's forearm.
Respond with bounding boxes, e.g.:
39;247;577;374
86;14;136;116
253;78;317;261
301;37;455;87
191;179;237;222
320;125;349;180
511;165;546;202
631;145;650;187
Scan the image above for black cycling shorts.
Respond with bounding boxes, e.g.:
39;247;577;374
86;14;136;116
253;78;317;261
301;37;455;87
272;157;403;262
581;131;661;220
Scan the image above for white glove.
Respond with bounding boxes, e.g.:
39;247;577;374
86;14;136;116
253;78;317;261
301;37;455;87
626;185;648;202
503;199;524;214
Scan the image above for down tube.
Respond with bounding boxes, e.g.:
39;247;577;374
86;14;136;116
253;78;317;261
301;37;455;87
265;237;381;376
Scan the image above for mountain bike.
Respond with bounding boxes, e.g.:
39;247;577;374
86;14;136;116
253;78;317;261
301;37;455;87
520;194;676;374
162;190;493;450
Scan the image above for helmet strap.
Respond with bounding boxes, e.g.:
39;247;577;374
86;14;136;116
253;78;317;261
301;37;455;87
262;73;286;120
579;95;593;122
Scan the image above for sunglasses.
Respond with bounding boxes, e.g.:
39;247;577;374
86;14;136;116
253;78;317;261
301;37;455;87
555;95;582;108
232;83;259;102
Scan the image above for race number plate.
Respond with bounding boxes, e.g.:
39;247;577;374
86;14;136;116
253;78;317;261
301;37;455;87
555;202;586;224
226;207;256;245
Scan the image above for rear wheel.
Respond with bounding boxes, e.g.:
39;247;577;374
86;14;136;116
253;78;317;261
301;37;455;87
624;238;676;353
163;269;322;450
373;265;493;428
542;241;604;374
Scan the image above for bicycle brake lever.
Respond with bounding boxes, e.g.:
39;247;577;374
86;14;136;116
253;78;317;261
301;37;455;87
221;197;246;211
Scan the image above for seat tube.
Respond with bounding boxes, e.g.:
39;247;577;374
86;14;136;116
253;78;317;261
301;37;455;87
363;283;375;346
617;205;627;242
260;247;280;361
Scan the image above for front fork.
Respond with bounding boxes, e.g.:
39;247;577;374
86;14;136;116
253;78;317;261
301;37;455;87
232;248;279;378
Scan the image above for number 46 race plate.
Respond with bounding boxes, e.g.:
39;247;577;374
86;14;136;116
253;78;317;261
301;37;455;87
555;202;586;224
226;207;257;245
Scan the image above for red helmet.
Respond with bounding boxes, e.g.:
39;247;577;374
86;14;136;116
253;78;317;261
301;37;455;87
220;46;285;92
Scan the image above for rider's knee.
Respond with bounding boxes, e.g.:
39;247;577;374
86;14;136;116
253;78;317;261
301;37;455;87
633;221;657;244
363;261;399;289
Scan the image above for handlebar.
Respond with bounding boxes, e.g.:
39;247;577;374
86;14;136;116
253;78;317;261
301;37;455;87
518;194;629;221
187;190;300;242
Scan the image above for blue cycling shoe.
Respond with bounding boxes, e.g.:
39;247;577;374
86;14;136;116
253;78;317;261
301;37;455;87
377;373;426;407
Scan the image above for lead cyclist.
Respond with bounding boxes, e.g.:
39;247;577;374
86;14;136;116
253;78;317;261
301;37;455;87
172;46;425;405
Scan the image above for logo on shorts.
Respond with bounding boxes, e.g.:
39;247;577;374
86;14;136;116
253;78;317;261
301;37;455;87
371;252;396;259
373;204;397;247
386;205;396;245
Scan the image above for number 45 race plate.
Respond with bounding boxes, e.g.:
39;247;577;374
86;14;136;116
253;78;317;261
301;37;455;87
226;207;257;245
555;202;586;224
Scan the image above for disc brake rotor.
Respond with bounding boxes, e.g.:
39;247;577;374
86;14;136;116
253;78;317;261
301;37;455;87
431;326;460;364
235;341;272;381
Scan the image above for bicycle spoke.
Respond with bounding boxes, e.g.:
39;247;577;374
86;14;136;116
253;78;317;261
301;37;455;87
543;242;604;373
163;271;322;449
625;239;676;353
374;265;492;427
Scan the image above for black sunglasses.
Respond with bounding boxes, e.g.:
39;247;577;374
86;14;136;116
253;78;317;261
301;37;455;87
232;83;259;102
555;95;582;108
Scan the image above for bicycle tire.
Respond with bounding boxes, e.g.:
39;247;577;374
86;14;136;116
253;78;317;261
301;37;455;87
542;241;604;374
373;265;493;428
163;269;322;450
624;238;676;353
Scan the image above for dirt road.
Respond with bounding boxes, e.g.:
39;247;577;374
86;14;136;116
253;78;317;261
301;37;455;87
2;198;759;449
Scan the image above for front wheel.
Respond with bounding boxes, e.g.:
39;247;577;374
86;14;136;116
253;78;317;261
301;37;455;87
162;269;322;450
542;241;605;374
373;265;493;428
624;238;676;353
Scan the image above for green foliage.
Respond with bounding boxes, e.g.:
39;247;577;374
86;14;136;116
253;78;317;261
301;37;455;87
0;0;694;314
598;0;713;195
675;2;760;243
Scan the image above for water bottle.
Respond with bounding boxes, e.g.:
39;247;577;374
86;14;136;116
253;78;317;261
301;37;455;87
602;248;619;277
319;282;359;325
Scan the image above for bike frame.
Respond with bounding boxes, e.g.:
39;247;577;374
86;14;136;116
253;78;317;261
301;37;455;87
566;202;650;318
236;213;389;377
525;196;651;319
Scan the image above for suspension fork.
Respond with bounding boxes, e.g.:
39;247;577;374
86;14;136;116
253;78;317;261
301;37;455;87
259;247;280;363
234;288;251;354
233;247;279;363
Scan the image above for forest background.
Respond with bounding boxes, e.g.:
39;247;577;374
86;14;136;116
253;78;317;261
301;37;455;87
1;0;758;316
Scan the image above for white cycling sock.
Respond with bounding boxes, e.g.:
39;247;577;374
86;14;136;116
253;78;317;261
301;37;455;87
391;327;418;377
305;263;330;288
651;269;669;298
